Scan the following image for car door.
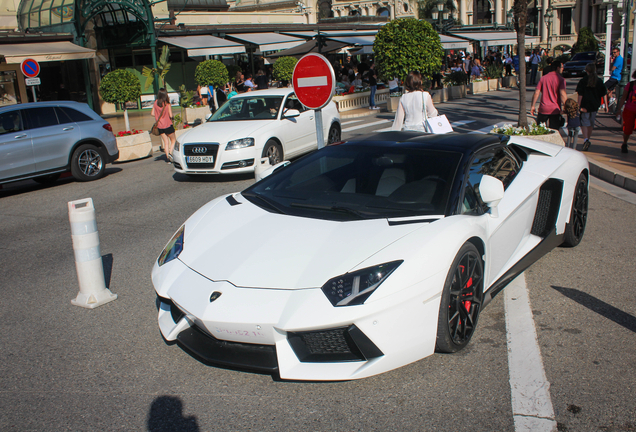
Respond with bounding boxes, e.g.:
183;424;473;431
280;93;315;157
0;110;33;180
23;106;81;172
460;146;536;287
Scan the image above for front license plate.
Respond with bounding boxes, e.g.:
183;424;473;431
187;156;214;163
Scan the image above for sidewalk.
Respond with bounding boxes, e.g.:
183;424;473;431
102;95;636;193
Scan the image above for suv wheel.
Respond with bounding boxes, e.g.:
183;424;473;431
71;144;105;182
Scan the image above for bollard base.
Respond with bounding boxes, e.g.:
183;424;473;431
71;288;118;309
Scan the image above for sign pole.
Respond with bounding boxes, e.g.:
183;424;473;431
31;86;37;103
315;110;325;149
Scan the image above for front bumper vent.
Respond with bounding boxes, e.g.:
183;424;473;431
288;325;383;363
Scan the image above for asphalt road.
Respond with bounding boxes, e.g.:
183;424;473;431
1;99;635;431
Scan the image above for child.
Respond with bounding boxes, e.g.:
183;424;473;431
564;98;581;149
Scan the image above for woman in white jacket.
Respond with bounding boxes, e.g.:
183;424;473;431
392;71;438;132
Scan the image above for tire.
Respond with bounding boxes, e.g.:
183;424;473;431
562;173;588;247
436;242;484;353
33;173;61;184
71;144;105;182
262;140;283;165
327;124;341;144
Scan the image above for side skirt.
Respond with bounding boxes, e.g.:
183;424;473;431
482;228;563;308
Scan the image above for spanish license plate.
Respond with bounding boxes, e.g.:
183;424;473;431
187;156;214;163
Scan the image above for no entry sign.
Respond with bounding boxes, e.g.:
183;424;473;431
21;58;40;78
292;53;335;110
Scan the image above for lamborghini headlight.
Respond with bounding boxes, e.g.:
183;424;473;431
226;138;254;150
158;225;185;266
321;261;403;307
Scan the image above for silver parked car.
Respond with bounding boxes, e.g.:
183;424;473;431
0;101;119;185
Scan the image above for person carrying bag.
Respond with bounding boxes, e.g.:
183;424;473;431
393;71;445;133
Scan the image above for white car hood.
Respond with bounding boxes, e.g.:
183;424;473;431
179;120;270;144
178;195;424;290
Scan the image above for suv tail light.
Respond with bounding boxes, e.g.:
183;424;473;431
102;124;113;132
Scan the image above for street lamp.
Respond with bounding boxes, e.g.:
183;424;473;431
544;6;553;53
430;0;454;34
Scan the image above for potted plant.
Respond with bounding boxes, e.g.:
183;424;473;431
99;69;142;132
484;64;504;91
273;57;298;87
469;77;488;95
195;59;229;110
387;89;402;112
491;122;565;147
443;71;467;100
112;128;152;162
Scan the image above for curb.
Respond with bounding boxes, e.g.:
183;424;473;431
587;157;636;193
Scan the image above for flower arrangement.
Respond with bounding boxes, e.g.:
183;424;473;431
116;129;143;137
491;122;552;136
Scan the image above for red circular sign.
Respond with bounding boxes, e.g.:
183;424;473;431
292;53;335;110
21;58;40;78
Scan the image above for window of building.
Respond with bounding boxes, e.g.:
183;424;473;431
474;0;492;25
560;8;572;35
0;71;20;106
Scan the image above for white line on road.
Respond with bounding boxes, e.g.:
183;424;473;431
342;119;391;132
451;120;476;127
505;274;557;432
341;119;365;126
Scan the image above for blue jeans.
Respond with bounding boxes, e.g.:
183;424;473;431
566;127;581;149
370;85;377;107
530;64;539;84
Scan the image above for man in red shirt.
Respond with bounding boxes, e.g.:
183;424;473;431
530;61;567;129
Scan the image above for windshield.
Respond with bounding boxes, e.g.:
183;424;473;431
570;53;596;62
243;144;462;221
209;96;283;121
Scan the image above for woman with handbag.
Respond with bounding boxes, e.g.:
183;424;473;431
151;88;176;162
392;71;438;132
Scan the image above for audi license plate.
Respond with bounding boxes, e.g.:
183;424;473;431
187;156;214;163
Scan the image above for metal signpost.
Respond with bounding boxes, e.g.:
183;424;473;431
292;53;335;149
21;58;40;102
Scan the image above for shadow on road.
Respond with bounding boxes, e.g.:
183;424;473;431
147;395;199;432
552;285;636;333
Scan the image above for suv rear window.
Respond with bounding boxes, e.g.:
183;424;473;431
23;107;59;129
57;106;92;123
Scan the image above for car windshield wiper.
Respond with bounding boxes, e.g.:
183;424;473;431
290;203;371;219
242;192;287;215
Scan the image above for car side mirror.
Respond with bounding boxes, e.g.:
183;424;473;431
479;175;504;218
283;109;301;118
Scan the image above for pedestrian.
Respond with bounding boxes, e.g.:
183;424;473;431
563;98;581;149
255;69;268;90
151;88;176;162
471;58;483;79
244;73;255;91
603;47;623;112
530;60;567;129
614;69;636;153
368;67;380;110
576;63;607;151
197;84;209;106
392;71;438;132
529;49;541;85
235;71;245;93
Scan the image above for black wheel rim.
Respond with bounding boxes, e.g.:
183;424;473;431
571;179;588;240
78;149;102;177
447;251;483;345
328;127;340;144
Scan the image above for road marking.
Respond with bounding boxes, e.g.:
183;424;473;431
342;119;391;132
451;120;476;127
504;274;557;432
297;76;327;87
342;119;364;126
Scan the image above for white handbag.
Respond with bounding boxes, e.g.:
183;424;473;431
423;93;453;134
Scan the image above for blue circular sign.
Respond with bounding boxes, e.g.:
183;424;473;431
21;58;40;78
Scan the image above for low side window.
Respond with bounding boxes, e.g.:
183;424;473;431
23;107;59;129
57;106;92;123
0;111;23;134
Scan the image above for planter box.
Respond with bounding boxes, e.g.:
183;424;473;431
526;71;543;84
487;78;500;91
115;131;152;162
430;88;448;103
175;128;190;139
387;96;400;113
469;80;488;94
185;106;211;124
502;76;517;88
449;85;466;100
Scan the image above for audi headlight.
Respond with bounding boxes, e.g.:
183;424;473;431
158;225;185;266
226;138;254;150
174;140;180;152
321;261;403;306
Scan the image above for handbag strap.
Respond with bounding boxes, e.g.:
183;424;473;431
422;92;428;120
156;102;166;123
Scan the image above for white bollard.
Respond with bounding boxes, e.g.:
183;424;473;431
68;198;117;309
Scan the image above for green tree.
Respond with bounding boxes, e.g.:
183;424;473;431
142;45;171;92
273;57;298;86
513;0;528;128
195;60;229;109
99;69;141;132
572;27;599;54
373;18;444;82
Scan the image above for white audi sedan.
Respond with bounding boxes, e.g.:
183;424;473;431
171;88;341;176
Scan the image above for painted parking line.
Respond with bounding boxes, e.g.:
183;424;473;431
342;119;391;132
505;274;557;432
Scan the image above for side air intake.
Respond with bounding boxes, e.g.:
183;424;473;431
531;179;563;238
